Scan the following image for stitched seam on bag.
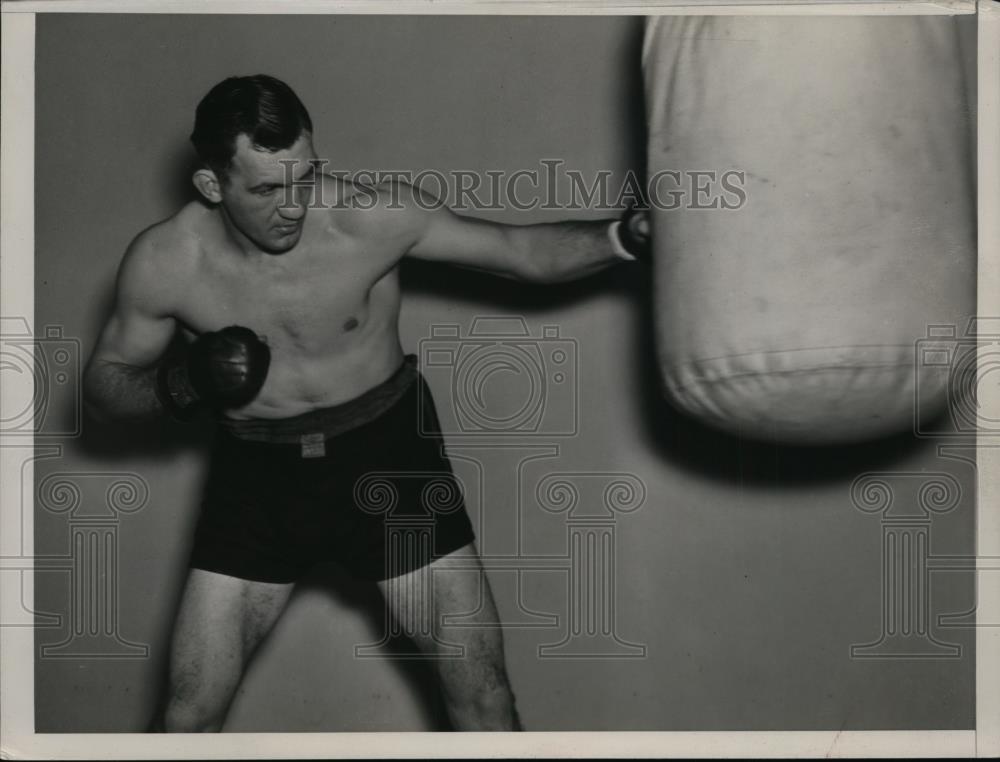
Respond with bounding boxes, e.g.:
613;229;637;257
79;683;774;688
668;362;917;392
671;343;916;368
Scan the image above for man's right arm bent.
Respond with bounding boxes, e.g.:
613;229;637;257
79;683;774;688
83;232;180;422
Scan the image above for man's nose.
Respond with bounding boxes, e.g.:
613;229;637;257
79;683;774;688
277;187;310;220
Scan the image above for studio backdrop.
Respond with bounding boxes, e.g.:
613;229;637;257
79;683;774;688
32;13;977;732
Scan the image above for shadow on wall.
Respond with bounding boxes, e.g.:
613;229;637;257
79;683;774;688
396;16;926;490
297;563;452;731
628;273;934;488
77;144;207;460
135;556;452;731
163;147;203;213
403;258;930;490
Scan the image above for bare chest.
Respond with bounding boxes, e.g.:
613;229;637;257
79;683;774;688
176;245;400;355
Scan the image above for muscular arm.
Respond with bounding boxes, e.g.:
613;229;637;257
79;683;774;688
366;181;630;283
83;233;178;421
497;219;625;283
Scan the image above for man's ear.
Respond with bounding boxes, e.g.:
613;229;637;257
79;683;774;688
192;168;223;204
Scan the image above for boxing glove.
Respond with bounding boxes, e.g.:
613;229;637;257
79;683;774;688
609;204;651;263
156;325;270;419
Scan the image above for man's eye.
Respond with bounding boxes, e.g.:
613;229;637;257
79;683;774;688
256;187;277;196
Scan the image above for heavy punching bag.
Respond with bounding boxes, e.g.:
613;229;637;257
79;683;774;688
644;15;976;444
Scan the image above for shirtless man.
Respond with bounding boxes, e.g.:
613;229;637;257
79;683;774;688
83;74;648;733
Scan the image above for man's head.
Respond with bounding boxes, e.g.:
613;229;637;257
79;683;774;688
190;75;317;254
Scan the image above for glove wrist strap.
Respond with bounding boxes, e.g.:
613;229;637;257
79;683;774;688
608;221;637;261
155;362;201;422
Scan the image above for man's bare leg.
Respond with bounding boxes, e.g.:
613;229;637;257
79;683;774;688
150;568;295;732
377;543;522;731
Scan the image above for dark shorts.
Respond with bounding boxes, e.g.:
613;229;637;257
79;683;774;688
188;356;475;584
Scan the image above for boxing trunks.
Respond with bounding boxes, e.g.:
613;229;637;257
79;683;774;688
188;355;476;583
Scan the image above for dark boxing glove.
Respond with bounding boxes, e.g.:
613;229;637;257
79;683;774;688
609;204;651;264
156;326;270;420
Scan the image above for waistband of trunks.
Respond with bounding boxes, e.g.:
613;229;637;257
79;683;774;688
216;354;419;443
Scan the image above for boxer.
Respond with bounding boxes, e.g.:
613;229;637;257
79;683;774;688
83;74;648;733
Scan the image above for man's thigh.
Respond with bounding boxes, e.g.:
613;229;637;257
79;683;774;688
168;568;295;705
376;542;506;664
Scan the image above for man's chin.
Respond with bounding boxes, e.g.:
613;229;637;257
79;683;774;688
262;230;301;254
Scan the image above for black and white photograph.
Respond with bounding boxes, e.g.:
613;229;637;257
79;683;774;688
1;0;998;757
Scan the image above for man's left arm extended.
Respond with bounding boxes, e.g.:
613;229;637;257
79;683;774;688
393;182;649;283
503;218;641;283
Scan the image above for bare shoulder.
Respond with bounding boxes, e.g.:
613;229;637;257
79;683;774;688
116;204;203;311
319;174;430;245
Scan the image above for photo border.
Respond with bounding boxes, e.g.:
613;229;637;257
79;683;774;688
2;0;997;757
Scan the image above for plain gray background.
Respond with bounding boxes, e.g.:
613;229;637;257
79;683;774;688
33;14;975;731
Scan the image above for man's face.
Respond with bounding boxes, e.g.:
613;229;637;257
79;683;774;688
218;133;318;254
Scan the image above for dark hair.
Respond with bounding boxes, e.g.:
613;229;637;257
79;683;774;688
190;74;313;182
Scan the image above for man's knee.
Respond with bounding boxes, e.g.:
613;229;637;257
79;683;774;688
161;698;224;733
437;645;516;706
441;681;521;731
466;682;516;716
160;688;227;733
